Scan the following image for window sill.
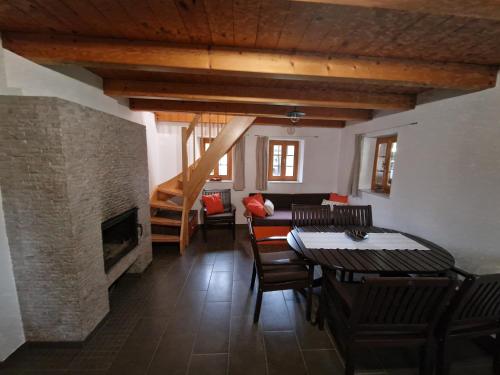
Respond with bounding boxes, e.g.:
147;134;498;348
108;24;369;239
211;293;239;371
269;180;302;184
206;180;233;183
359;189;391;199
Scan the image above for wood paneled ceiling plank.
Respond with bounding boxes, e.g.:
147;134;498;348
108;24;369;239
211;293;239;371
290;0;500;21
4;33;496;91
145;0;191;42
253;117;345;128
129;98;373;120
276;0;316;50
0;1;49;32
233;0;261;47
62;0;122;37
255;0;291;49
89;0;150;39
296;3;338;51
203;0;235;45
104;79;415;110
173;0;212;44
9;0;73;34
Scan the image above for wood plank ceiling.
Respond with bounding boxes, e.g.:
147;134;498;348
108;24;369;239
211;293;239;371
1;0;500;127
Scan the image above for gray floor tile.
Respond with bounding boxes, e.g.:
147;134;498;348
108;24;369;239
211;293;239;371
147;333;196;375
193;302;231;354
263;331;307;375
260;291;293;331
188;354;228;375
302;349;344;375
206;271;233;302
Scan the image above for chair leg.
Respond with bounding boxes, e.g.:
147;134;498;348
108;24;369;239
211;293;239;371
419;342;434;375
436;339;451;375
494;334;500;375
306;285;312;322
202;223;207;242
254;288;263;323
250;262;256;290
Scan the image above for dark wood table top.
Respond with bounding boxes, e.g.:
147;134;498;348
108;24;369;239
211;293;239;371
288;226;455;274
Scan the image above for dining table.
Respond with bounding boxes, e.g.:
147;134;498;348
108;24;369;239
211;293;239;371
287;225;455;276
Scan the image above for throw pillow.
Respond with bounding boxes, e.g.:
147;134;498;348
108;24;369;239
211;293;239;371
247;200;267;218
321;199;347;208
263;199;274;216
242;193;265;207
329;193;349;204
202;193;224;215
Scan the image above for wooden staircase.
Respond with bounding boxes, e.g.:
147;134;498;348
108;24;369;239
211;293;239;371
150;114;255;254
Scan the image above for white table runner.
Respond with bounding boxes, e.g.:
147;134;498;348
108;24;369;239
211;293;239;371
297;232;430;250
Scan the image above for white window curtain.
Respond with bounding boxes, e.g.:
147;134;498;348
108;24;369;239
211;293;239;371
255;136;268;191
348;134;363;197
232;136;245;191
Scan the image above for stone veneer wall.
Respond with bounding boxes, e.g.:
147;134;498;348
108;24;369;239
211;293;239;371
0;96;152;342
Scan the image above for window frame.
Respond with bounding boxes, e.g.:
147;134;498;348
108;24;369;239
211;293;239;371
371;135;397;194
267;140;300;182
200;137;233;180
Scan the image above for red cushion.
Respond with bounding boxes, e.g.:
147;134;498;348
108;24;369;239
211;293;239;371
329;193;349;204
202;193;224;215
243;193;264;207
246;200;267;218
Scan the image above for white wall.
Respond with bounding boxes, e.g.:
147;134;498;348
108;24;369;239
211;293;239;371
0;188;24;361
337;79;500;274
155;123;343;224
0;42;159;359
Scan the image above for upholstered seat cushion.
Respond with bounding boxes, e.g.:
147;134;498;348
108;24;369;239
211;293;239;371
261;251;308;283
204;210;234;220
252;210;292;226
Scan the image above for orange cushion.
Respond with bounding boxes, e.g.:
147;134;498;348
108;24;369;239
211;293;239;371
254;226;291;246
243;193;264;207
247;200;267;218
202;193;224;215
329;193;349;204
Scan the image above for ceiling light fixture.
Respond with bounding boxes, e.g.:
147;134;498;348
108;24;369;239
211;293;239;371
286;107;306;124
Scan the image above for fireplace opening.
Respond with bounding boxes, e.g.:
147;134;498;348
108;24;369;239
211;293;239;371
102;207;141;272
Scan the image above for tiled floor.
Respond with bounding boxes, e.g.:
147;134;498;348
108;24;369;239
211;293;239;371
0;226;495;374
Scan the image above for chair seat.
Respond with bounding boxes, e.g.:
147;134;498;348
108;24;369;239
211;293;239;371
261;251;309;283
206;211;234;219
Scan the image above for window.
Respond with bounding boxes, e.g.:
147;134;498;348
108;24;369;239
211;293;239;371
371;135;397;194
268;140;299;181
201;138;232;180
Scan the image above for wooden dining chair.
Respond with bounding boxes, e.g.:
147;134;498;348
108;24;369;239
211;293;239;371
201;188;236;241
322;271;456;375
247;219;314;323
332;205;373;227
291;204;331;228
436;267;500;375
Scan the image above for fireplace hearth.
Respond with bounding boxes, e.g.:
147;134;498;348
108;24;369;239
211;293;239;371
102;207;142;272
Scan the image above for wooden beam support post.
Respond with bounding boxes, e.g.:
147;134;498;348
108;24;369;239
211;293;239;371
131;99;373;120
105;79;415;110
3;32;496;90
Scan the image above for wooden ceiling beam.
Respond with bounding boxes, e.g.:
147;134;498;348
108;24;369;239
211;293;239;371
3;32;496;90
155;112;233;123
253;117;345;128
105;79;415;110
130;99;373;120
291;0;500;21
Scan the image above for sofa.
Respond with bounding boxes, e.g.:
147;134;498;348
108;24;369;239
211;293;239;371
246;193;330;239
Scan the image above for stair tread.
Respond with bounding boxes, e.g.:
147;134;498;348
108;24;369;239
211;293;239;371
152;234;180;243
150;200;183;211
158;186;184;197
150;216;181;226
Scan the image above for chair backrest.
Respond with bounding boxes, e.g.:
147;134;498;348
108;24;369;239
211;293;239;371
350;277;455;335
332;205;373;227
247;218;265;276
292;204;331;228
202;188;231;211
445;273;500;329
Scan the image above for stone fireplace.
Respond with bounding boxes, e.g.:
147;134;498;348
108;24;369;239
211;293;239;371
0;96;152;342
